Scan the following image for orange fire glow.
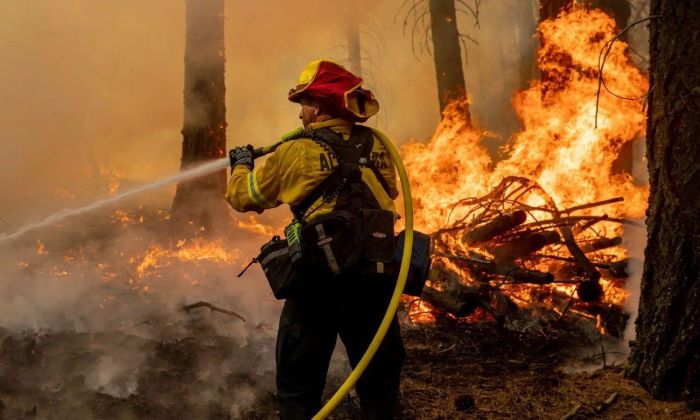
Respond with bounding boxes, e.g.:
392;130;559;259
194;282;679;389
236;215;278;237
401;8;648;325
99;166;125;196
404;9;647;231
136;237;239;279
36;239;46;255
14;8;646;336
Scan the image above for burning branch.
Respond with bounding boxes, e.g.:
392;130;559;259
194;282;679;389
408;177;633;337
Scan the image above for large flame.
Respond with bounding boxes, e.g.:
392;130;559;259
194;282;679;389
403;8;648;233
401;8;648;327
16;8;647;335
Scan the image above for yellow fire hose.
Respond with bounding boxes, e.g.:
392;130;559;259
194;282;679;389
255;127;413;419
313;128;413;419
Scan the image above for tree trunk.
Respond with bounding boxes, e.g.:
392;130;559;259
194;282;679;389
539;0;574;21
428;0;470;123
172;0;227;229
590;0;631;40
627;0;700;406
346;15;362;77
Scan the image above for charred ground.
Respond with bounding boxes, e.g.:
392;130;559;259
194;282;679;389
1;312;697;419
0;199;691;420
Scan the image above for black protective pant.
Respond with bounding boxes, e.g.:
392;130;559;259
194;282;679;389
275;272;405;420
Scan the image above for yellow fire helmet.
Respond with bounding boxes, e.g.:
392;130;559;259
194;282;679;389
288;59;379;122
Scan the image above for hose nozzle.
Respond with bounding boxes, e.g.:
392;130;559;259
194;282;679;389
252;127;305;158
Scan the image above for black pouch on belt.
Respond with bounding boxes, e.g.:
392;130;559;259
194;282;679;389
301;210;363;275
258;236;303;299
361;208;396;264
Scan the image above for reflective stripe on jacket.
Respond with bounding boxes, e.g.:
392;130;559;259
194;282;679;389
225;118;398;220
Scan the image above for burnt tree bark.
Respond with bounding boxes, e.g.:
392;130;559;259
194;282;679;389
428;0;470;123
172;0;227;229
627;0;700;406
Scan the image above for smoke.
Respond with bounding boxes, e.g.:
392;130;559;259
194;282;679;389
623;135;650;344
0;205;283;416
0;0;650;416
1;211;282;329
461;0;539;144
622;226;646;343
627;0;651;69
0;0;542;333
622;0;651;344
0;0;540;227
0;158;230;243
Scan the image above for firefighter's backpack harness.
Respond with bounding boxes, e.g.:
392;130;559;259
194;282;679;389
242;125;430;299
236;123;427;418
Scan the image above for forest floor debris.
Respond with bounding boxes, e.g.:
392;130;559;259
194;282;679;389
1;316;697;419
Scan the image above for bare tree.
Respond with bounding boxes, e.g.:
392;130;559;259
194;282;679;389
172;0;228;229
626;0;700;407
399;0;480;122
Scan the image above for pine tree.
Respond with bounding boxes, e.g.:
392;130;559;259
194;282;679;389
626;0;700;407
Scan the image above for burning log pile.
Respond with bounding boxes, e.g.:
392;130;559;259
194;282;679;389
398;8;651;338
408;176;635;337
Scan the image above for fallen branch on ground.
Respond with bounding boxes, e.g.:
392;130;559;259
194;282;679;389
182;301;246;322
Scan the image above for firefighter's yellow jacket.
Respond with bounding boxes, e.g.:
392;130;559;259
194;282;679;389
225;118;398;221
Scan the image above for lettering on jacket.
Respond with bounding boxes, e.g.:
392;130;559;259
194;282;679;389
319;153;336;172
370;151;390;169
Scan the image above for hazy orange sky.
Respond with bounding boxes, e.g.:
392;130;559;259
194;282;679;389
0;0;538;225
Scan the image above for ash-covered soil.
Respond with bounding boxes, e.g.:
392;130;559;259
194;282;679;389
1;315;697;420
0;318;279;419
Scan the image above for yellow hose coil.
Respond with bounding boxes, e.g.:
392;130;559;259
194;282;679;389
312;128;414;419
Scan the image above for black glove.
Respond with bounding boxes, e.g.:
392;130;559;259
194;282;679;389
229;145;254;170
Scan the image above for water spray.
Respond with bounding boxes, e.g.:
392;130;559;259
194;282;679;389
0;128;307;245
0;126;414;420
0;157;230;244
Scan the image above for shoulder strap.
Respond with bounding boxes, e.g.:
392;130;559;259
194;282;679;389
290;125;391;220
350;126;392;196
291;174;335;220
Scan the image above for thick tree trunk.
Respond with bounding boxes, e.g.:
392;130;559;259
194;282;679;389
428;0;470;123
346;16;362;77
172;0;227;229
626;0;700;406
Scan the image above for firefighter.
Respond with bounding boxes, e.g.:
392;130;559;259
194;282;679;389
225;59;405;419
